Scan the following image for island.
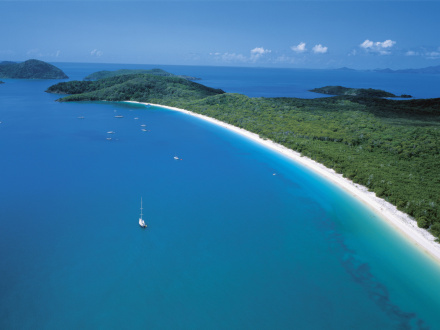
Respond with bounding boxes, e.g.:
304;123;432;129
310;86;412;98
0;59;68;79
374;65;440;75
335;67;356;72
84;68;200;81
0;80;4;84
333;65;440;75
47;70;440;240
47;72;222;100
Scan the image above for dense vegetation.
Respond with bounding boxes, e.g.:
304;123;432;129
47;72;440;239
310;85;411;98
0;59;68;79
47;74;224;101
84;68;199;81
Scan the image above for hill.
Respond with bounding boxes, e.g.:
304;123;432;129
0;59;68;79
335;67;356;71
46;71;440;239
84;68;200;81
310;86;411;98
46;73;224;103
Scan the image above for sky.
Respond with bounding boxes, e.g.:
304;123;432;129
1;1;440;70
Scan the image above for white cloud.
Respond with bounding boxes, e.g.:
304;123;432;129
291;42;307;53
379;40;396;48
360;40;374;49
250;47;271;61
251;47;271;55
91;49;103;57
313;44;328;54
290;42;327;54
360;39;396;50
359;39;396;55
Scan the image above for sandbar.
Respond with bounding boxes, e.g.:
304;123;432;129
127;101;440;264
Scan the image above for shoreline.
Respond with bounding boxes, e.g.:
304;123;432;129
127;100;440;264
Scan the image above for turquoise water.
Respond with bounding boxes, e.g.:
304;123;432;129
1;65;440;329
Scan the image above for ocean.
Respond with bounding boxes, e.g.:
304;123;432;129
1;63;440;329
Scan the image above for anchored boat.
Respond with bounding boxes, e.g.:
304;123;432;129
139;197;147;228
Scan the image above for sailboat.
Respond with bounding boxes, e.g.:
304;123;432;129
139;197;147;228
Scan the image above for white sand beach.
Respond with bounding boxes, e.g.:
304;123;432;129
128;101;440;263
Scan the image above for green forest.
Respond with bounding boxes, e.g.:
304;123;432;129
83;68;199;81
310;85;412;98
46;74;223;100
47;72;440;239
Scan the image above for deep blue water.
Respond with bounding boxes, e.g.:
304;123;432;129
1;64;440;329
57;62;440;99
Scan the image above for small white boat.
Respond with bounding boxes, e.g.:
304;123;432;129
107;131;115;134
139;197;147;228
140;124;146;127
174;156;180;160
134;117;139;120
114;115;124;118
141;129;147;132
106;137;112;140
77;116;85;119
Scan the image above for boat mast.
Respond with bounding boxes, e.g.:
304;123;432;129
140;197;143;220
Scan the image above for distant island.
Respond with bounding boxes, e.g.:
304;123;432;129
335;64;440;75
84;68;200;81
374;65;440;75
335;67;356;72
46;69;440;240
310;86;412;98
0;59;68;79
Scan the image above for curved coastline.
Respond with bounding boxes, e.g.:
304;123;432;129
127;100;440;264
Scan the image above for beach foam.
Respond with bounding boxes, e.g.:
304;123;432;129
127;101;440;263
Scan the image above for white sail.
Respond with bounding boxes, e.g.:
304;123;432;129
139;197;147;228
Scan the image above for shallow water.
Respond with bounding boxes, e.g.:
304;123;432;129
1;64;440;329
